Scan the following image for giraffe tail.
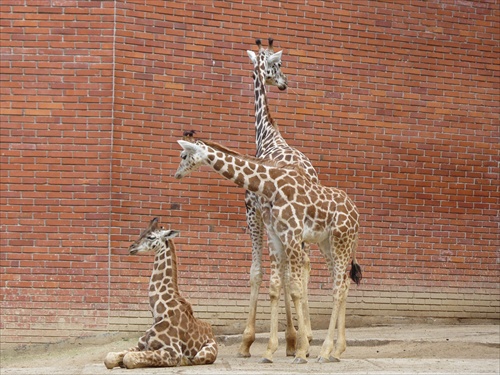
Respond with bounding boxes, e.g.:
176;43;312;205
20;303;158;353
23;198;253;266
349;236;362;285
349;259;362;286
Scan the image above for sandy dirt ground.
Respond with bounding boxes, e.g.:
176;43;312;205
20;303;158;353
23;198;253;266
1;324;499;375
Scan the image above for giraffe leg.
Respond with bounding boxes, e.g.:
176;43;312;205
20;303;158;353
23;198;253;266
316;290;342;363
260;266;282;363
260;237;285;363
238;262;262;357
283;269;297;357
283;248;312;357
289;274;309;364
281;240;309;364
331;282;349;361
301;248;313;344
122;346;183;368
238;193;264;358
104;336;146;368
317;243;351;363
104;350;128;369
192;338;218;365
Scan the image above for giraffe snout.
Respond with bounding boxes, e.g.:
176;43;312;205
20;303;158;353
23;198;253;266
277;76;288;90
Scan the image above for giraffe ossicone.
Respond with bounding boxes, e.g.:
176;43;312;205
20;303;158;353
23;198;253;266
247;38;287;91
104;217;218;369
175;139;362;364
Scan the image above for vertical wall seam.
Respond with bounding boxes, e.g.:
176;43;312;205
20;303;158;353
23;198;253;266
107;0;117;332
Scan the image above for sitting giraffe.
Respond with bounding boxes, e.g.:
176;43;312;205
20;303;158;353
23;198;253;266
104;218;218;369
174;139;362;364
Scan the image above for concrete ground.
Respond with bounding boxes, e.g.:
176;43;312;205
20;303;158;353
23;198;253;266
1;324;499;375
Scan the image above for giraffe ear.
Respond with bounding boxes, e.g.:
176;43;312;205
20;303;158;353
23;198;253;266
149;217;159;230
246;50;257;64
163;230;179;240
267;50;282;65
177;140;201;154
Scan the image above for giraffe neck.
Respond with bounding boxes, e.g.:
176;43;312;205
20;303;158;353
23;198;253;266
149;239;179;308
252;66;280;157
201;142;287;200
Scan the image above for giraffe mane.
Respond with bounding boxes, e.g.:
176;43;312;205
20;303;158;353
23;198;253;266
198;139;308;176
198;139;282;167
255;44;278;129
263;103;277;129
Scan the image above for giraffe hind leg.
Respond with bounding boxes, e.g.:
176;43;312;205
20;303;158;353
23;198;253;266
301;247;313;344
283;275;297;357
191;338;218;365
331;282;349;361
316;240;351;363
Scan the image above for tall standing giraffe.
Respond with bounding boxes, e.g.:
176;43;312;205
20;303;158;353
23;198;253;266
104;218;218;369
241;37;319;359
174;139;362;364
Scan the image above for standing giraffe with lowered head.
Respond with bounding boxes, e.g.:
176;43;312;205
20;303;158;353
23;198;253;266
240;37;318;360
104;218;217;369
174;139;362;364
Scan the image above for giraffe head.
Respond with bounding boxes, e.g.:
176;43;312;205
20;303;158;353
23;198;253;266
174;140;207;179
247;38;287;90
128;217;179;255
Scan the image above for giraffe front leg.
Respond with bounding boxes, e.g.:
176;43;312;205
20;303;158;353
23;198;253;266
281;241;309;364
289;277;309;364
104;337;146;369
238;260;262;358
238;194;264;358
104;350;129;369
122;346;183;368
238;265;262;357
284;249;312;357
260;261;283;363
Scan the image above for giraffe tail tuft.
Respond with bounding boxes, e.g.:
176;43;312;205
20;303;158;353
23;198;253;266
349;260;362;286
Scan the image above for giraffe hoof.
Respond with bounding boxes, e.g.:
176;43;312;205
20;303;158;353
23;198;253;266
237;352;251;358
329;355;340;362
292;356;307;364
316;356;330;363
122;353;133;369
104;352;120;369
259;357;273;364
285;349;311;357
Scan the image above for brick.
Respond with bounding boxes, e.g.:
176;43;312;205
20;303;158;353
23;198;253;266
0;0;498;350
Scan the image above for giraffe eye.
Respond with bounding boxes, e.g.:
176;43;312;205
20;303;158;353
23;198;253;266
181;154;187;160
147;236;155;240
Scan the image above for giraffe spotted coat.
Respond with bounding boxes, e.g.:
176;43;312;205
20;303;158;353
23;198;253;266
175;139;362;364
104;218;217;369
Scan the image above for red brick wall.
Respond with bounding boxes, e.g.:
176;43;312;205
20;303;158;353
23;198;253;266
1;0;499;349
